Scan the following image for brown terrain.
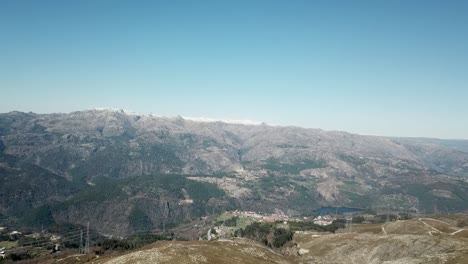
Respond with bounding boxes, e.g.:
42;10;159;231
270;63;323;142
19;214;468;264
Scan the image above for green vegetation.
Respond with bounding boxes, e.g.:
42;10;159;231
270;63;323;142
43;173;229;235
272;228;294;248
382;182;468;213
128;207;153;232
60;176;128;206
0;153;79;219
21;205;55;228
96;233;173;252
2;251;36;262
216;216;238;227
236;222;293;248
245;176;320;214
289;219;346;233
339;189;373;208
0;240;16;248
185;179;225;201
17;236;41;247
262;158;326;174
374;214;398;223
338;154;367;166
68;142;184;180
130;174;225;201
216;213;256;231
352;216;365;224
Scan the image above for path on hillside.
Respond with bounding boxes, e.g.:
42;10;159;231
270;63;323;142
381;225;387;236
450;229;467;235
418;218;442;236
419;218;450;225
418;218;467;236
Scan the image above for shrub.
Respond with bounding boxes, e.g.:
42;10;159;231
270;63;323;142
272;228;293;248
238;222;294;248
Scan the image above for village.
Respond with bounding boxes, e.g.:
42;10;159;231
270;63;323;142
228;210;357;226
0;225;76;260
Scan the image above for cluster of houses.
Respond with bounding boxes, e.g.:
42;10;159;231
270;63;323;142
0;226;63;257
231;210;290;222
0;226;22;259
227;210;354;226
228;210;347;226
312;215;336;226
0;226;24;241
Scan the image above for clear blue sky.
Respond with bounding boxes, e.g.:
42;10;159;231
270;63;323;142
1;0;467;139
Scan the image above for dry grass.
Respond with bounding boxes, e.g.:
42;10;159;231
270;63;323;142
98;238;292;264
351;223;385;234
446;251;468;264
422;219;458;233
453;229;468;239
292;232;468;264
290;216;468;264
384;219;432;235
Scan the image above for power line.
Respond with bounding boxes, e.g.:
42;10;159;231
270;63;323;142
11;231;82;248
7;231;84;254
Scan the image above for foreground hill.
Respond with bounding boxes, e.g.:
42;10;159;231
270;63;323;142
100;217;468;264
1;109;468;235
11;215;468;264
289;216;468;264
100;238;291;264
101;233;468;264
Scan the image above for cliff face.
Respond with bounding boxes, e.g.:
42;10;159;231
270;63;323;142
1;109;468;236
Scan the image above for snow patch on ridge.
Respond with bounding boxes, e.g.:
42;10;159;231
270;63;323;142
182;116;263;126
93;107;265;125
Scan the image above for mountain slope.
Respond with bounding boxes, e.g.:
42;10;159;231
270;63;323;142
1;110;468;235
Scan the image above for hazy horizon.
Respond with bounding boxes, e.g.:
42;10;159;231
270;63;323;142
1;1;467;139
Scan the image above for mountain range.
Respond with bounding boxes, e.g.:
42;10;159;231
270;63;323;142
1;109;468;236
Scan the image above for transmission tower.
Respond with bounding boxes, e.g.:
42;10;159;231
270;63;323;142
85;222;90;254
348;216;353;233
79;229;83;254
163;201;170;233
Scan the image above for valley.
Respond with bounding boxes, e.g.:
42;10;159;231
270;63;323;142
1;109;468;263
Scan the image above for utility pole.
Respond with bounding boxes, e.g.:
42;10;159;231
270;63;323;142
416;199;421;218
85;222;90;254
386;204;390;223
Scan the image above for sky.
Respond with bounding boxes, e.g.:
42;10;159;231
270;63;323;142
1;0;467;139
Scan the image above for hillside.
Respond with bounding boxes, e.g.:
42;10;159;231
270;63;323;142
7;214;468;264
1;109;468;236
99;239;291;264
